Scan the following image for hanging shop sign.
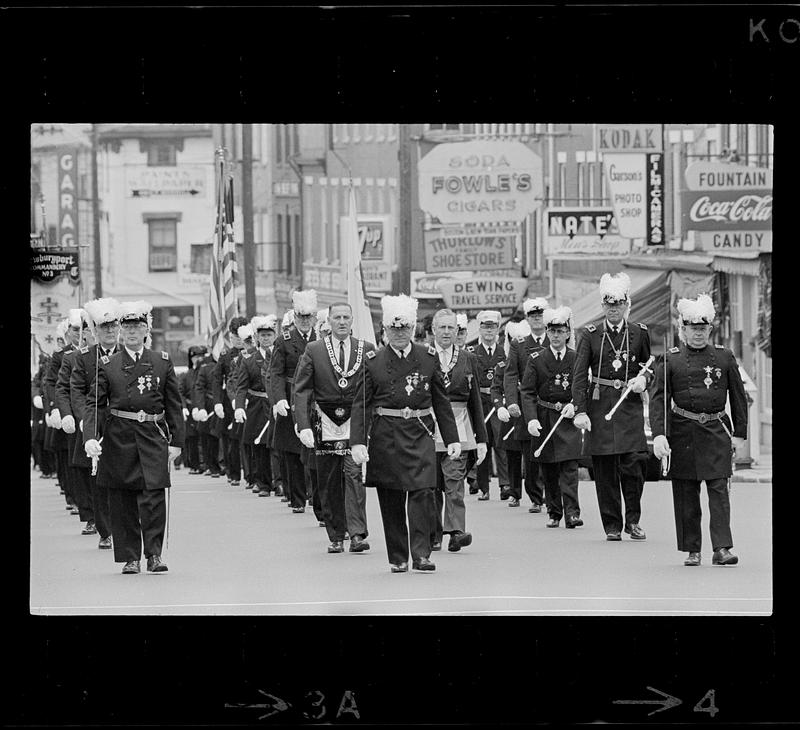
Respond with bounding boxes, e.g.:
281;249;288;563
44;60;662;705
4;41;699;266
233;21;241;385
423;223;519;273
438;277;529;311
126;166;208;198
418;140;543;224
603;152;664;244
684;161;772;191
545;208;631;255
30;247;80;284
360;261;393;293
58;149;80;247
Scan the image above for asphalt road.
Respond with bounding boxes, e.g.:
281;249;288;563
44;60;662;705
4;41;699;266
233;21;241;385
30;466;772;616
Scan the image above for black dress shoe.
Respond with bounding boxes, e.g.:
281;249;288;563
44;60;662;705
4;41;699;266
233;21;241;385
468;485;479;495
412;557;436;571
509;497;520;507
210;472;221;478
565;516;584;528
274;485;284;497
390;562;408;573
500;489;510;501
625;523;647;540
98;536;112;549
230;479;240;486
684;552;702;566
528;504;542;513
606;531;622;541
257;489;269;497
147;555;168;572
292;506;305;513
244;482;253;490
122;560;140;574
448;531;472;552
431;541;442;551
349;536;370;552
477;492;489;501
546;518;560;528
81;521;97;535
70;507;80;515
318;520;326;527
712;548;739;565
327;541;344;553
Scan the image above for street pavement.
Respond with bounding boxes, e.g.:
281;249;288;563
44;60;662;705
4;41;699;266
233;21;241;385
30;466;772;616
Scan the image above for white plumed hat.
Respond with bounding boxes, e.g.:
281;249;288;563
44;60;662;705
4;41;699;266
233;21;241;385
251;314;278;332
503;319;531;356
67;308;84;328
281;309;294;328
83;298;121;328
544;306;573;328
317;308;329;323
677;293;715;325
599;272;631;304
55;318;70;341
477;310;501;325
292;289;318;315
381;294;418;328
118;300;153;328
523;297;549;315
456;313;468;330
237;324;254;341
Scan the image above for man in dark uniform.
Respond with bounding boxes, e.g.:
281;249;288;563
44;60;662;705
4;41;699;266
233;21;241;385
269;290;318;514
83;300;184;575
234;315;278;496
294;302;375;554
67;298;122;549
503;297;550;511
650;294;748;566
468;310;509;501
351;294;460;573
32;356;55;478
212;315;249;487
429;309;487;553
192;350;221;478
572;272;652;541
520;306;584;529
182;346;207;474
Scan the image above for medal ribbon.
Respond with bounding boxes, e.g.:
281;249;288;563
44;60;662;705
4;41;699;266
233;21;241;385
324;336;364;381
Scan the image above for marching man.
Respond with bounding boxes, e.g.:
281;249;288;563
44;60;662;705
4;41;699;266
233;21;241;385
649;294;748;567
520;307;583;529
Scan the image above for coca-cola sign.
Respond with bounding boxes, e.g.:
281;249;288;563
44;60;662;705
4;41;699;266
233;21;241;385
682;190;772;231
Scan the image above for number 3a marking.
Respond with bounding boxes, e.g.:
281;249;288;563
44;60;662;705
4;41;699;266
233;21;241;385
693;689;719;718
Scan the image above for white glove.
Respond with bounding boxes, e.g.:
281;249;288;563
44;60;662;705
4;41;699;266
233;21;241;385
33;395;43;410
85;439;102;458
168;445;182;463
45;413;52;427
198;408;208;422
574;413;591;431
527;419;542;437
61;415;76;434
627;375;647;394
497;406;510;423
234;408;246;423
274;399;289;417
507;403;521;418
560;402;576;419
447;442;462;459
732;436;745;453
78;420;83;432
299;428;315;448
475;442;487;465
191;407;201;422
653;434;671;459
182;407;190;419
351;444;369;464
214;403;225;419
49;408;62;429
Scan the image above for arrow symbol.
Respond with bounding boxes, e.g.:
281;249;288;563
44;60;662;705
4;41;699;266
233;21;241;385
224;691;291;720
613;686;682;716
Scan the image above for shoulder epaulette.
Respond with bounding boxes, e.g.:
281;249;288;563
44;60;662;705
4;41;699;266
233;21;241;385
637;322;648;330
366;350;376;359
529;351;540;360
715;344;724;349
161;351;169;360
80;346;89;354
101;355;110;364
242;351;252;359
467;345;475;352
669;347;679;354
516;336;527;343
283;331;291;340
586;324;596;332
497;360;506;368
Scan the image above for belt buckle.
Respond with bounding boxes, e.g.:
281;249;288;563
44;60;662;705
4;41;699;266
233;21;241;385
698;413;709;424
555;402;562;411
401;407;413;419
613;379;622;390
136;410;146;422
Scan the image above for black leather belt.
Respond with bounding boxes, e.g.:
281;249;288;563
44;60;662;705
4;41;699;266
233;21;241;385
479;387;491;394
538;398;567;412
110;409;165;423
590;375;625;390
672;405;726;424
375;407;432;419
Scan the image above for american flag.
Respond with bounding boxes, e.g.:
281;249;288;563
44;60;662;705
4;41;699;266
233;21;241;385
207;148;238;361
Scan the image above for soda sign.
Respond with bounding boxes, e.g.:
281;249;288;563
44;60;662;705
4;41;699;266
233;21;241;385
682;191;772;230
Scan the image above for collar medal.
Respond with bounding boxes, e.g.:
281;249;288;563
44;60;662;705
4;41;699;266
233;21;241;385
324;336;364;389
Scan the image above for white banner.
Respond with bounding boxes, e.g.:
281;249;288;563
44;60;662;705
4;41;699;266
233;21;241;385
604;153;647;239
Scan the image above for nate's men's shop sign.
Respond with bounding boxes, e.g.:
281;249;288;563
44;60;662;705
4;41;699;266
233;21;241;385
545;208;631;255
423;224;519;273
30;248;80;284
682;162;772;253
418;140;543;224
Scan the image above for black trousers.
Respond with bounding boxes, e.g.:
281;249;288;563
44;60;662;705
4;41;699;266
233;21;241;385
56;448;73;503
240;441;252;484
88;473;111;539
282;451;307;509
524;444;544;506
476;418;509;494
271;448;284;491
70;464;95;523
376;487;434;565
672;478;733;553
316;454;348;542
202;432;220;473
306;464;325;520
224;433;241;480
505;450;523;500
591;452;646;534
541;460;580;521
185;434;201;470
107;487;167;563
252;445;272;491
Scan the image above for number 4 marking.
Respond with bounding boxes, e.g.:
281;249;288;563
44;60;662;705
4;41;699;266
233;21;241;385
693;689;719;718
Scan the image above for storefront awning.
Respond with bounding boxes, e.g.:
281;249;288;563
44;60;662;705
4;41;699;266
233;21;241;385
712;252;762;277
569;268;670;330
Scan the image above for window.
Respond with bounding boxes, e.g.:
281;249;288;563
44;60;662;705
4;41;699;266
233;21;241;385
387;124;397;141
427;124;461;133
737;124;749;162
588;162;596;206
707;139;717;159
147;218;178;271
364;123;374;141
276;213;284;242
352;123;362;143
190;243;244;274
292;124;300;159
275;125;283;164
147;143;176;166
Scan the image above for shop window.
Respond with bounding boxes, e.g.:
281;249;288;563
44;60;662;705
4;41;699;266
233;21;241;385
146;217;178;271
147;143;176;167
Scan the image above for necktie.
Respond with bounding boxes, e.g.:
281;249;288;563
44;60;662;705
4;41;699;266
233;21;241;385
556;351;562;362
134;351;140;363
612;326;618;335
338;341;345;369
488;347;493;358
399;349;404;360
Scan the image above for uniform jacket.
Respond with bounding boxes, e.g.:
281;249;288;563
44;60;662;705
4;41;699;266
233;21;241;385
489;360;523;451
233;346;273;445
213;346;244;439
649;343;748;480
434;345;487;449
469;340;507;413
179;366;200;439
83;348;185;491
193;356;222;437
572;320;651;455
268;326;317;454
351;344;459;491
43;344;75;451
503;332;549;441
520;347;583;463
293;336;376;451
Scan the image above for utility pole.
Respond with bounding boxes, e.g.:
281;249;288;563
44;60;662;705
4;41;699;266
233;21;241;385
397;124;413;295
242;124;257;317
91;124;103;297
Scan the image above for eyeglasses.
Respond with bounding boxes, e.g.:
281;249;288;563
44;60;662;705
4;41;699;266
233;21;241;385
120;322;147;330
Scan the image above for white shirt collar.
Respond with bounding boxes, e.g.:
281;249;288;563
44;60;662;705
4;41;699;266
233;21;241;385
331;335;351;360
605;319;624;332
125;346;144;360
550;345;567;358
390;342;413;358
531;331;545;343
